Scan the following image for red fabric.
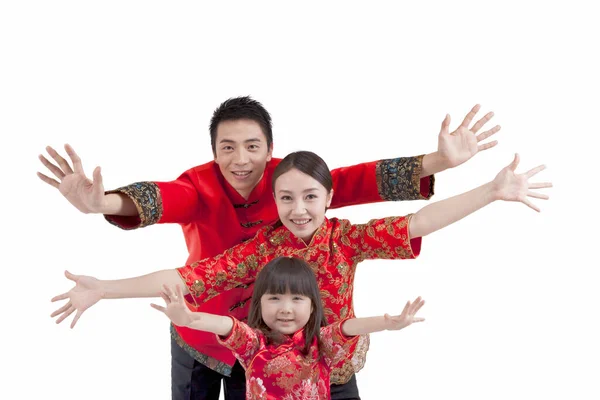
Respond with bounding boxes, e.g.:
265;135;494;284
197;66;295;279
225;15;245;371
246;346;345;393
108;157;432;372
154;158;421;369
217;317;357;400
177;216;421;383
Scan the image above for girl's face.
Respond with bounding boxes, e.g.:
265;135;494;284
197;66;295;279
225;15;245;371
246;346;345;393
273;168;333;243
260;292;313;335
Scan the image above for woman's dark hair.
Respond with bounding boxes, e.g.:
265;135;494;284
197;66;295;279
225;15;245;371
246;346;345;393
247;256;327;355
271;151;333;193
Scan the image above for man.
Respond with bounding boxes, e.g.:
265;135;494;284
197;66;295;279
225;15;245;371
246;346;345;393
39;96;499;400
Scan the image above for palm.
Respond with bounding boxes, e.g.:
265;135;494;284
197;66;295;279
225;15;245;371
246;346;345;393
151;285;194;327
437;104;501;168
439;127;479;167
37;144;105;214
493;166;528;202
51;271;103;328
68;276;103;311
492;154;552;212
59;171;104;214
385;297;425;331
165;302;192;326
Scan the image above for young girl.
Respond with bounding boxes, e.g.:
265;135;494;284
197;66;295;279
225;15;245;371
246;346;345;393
51;150;551;398
151;256;425;400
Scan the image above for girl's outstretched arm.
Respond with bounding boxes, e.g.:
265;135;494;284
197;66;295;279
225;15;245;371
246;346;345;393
342;296;425;336
151;284;233;337
409;153;552;238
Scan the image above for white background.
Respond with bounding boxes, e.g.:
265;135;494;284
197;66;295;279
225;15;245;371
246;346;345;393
1;1;598;399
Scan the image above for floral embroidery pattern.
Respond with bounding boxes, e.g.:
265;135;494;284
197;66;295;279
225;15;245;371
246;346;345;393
179;216;419;385
218;319;357;400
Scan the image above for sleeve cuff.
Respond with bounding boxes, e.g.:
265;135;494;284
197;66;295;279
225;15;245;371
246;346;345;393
104;182;163;230
376;154;435;201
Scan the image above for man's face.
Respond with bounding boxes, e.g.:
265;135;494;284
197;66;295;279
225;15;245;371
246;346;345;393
214;119;273;199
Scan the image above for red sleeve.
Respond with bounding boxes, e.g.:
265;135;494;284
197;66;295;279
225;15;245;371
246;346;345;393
216;317;261;369
336;216;421;262
103;169;201;229
329;154;434;209
176;229;273;306
320;320;360;369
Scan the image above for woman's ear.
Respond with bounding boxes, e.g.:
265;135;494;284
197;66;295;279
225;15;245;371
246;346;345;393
326;189;334;208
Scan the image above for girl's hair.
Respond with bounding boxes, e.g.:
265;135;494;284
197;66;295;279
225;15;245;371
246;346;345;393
247;256;328;355
271;151;333;193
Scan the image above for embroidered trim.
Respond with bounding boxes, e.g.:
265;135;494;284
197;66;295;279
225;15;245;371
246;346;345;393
229;297;251;312
170;325;233;376
375;155;429;201
234;200;259;209
105;182;162;229
330;334;370;385
241;220;263;228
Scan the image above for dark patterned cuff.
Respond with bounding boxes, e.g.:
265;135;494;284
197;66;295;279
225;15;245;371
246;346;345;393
104;182;163;230
375;155;432;201
171;324;233;376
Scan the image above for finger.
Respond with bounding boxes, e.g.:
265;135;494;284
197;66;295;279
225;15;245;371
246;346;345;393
46;146;74;175
439;114;451;136
38;154;66;180
529;182;553;189
527;191;549;200
476;125;501;142
150;303;167;313
412;298;426;315
509;153;520;171
400;300;411;318
522;198;541;213
65;270;79;282
408;296;422;314
55;306;76;324
92;166;103;187
159;291;170;304
176;285;186;303
471;111;494;133
65;144;84;174
163;284;176;299
477;141;498;152
524;164;546;179
412;318;426;323
37;172;61;188
460;104;481;128
51;292;70;302
70;310;83;329
50;302;72;318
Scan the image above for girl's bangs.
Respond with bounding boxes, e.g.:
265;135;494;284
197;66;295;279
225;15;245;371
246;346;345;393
264;264;315;297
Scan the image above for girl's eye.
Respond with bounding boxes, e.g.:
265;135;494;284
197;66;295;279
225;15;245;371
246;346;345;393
268;296;279;300
280;196;292;201
293;296;305;301
306;194;317;200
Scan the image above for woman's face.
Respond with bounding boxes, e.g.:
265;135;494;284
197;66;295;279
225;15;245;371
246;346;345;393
273;168;332;244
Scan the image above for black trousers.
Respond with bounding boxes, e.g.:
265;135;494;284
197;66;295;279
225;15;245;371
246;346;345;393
171;336;361;400
171;337;246;400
